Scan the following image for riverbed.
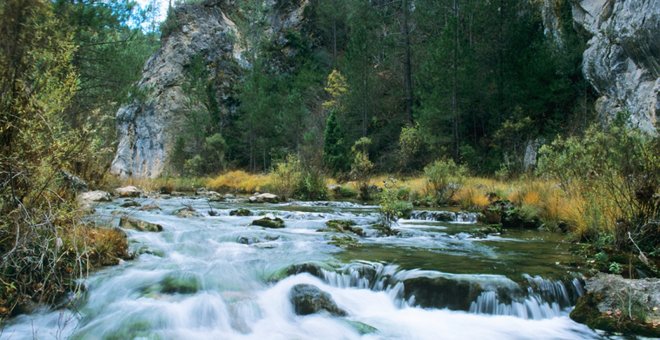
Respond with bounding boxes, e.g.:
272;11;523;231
2;196;601;339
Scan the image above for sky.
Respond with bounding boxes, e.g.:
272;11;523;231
135;0;169;23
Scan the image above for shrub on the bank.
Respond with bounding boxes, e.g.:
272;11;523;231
424;159;468;203
537;117;659;252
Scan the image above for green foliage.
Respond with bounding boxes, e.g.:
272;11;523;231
272;154;328;200
398;123;425;171
379;178;413;228
323;110;349;174
537;116;659;252
272;154;303;199
350;138;374;199
423;159;468;203
0;0;127;317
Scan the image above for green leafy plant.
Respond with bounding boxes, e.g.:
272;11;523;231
423;159;468;203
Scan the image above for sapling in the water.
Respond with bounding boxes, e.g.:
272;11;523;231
378;178;413;232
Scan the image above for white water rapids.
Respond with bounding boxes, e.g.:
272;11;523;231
1;197;601;339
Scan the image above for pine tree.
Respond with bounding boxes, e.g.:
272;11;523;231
323;110;348;174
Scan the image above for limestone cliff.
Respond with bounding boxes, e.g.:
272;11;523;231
572;0;659;133
110;0;307;178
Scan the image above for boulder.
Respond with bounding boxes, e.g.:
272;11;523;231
230;208;252;216
248;193;280;203
251;217;285;229
60;170;88;192
571;273;660;337
115;186;143;198
78;190;112;206
289;284;347;316
119;216;163;232
174;206;201;218
120;199;141;208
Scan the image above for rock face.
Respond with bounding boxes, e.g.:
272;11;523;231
111;0;308;178
571;273;660;337
572;0;659;133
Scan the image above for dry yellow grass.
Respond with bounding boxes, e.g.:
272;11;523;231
207;170;273;193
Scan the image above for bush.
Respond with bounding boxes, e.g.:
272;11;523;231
424;159;468;203
272;154;303;199
350;137;374;200
379;178;413;228
537;117;659;253
271;154;328;200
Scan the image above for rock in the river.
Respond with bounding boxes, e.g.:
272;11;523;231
571;273;660;337
139;204;161;211
120;199;141;208
174;206;202;218
251;217;285;229
403;276;488;311
115;186;143;198
320;220;364;237
119;216;163;232
248;193;280;203
230;208;252;216
289;284;347;316
78;190;112;205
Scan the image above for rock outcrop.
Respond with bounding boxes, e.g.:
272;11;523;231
110;0;308;178
572;0;659;133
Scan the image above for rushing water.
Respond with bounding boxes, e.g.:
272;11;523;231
1;196;602;339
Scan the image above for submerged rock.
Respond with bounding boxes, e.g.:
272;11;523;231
570;273;660;337
230;208;252;216
251;217;285;228
248;193;280;203
173;206;201;218
139;204;161;211
329;235;360;248
289;284;347;316
115;186;143;198
119;216;163;232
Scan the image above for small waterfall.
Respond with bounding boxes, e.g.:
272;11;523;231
409;210;478;224
469;276;585;320
316;261;584;320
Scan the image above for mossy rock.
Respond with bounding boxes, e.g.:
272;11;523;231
571;293;660;337
371;223;399;236
159;274;201;295
319;220;364;237
329;235;360;248
251;217;285;229
471;224;503;238
230;208;252;216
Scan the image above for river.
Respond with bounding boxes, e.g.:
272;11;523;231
1;196;601;339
